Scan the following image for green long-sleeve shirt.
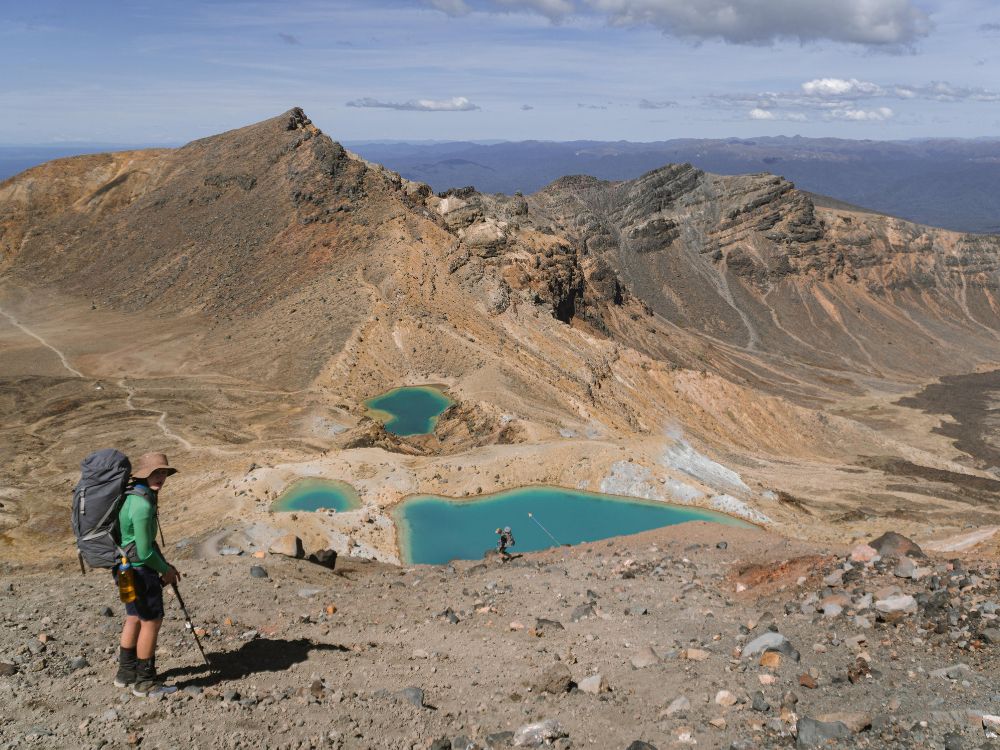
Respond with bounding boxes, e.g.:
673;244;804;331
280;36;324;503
118;489;170;574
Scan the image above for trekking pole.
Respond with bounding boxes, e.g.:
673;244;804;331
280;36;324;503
170;583;210;666
527;512;565;547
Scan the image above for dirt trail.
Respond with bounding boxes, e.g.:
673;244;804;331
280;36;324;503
0;305;86;378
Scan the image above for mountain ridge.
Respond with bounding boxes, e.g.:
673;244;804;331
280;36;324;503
2;107;999;567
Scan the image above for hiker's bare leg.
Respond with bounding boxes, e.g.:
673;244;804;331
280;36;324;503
136;618;163;660
120;615;140;649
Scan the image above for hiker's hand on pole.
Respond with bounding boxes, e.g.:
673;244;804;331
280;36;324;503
162;567;180;586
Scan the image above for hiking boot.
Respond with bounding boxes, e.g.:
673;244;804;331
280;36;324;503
113;646;137;688
131;657;177;698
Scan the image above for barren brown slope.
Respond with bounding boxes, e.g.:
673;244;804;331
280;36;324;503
2;108;1000;567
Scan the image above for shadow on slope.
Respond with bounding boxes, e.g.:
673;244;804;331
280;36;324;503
161;637;349;688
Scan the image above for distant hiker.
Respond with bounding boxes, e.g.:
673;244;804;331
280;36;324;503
113;452;181;697
496;526;515;559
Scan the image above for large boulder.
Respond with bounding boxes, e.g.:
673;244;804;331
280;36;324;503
868;532;925;559
308;549;337;570
269;534;305;559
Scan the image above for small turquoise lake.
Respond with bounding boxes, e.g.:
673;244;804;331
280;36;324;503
364;385;453;436
271;478;361;513
394;486;750;565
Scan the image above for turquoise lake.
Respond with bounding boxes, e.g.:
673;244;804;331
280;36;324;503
271;478;361;513
364;385;453;436
394;485;750;565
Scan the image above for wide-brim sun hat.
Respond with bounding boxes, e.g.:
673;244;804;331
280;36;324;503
132;452;178;479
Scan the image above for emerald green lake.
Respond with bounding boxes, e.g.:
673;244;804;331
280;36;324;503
364;386;453;436
394;485;750;565
271;478;361;513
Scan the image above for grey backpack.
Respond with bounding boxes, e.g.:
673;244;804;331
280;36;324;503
71;449;131;572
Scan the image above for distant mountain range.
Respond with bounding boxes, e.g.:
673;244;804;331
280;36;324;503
346;137;1000;234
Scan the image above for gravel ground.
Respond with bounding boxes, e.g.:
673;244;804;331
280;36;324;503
1;522;998;750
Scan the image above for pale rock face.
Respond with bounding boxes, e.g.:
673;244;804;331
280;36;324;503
268;534;304;559
661;438;750;495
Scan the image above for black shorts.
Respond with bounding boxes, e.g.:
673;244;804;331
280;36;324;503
112;565;165;621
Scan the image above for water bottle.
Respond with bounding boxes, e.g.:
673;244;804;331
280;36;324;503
117;557;137;604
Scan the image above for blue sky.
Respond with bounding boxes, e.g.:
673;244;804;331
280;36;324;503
2;0;999;144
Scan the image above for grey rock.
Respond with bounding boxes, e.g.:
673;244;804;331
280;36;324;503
626;743;657;750
101;709;119;722
894;557;917;578
751;691;770;712
571;603;595;622
630;646;661;669
979;628;1000;644
795;717;851;748
485;731;515;749
930;663;974;680
535;618;564;631
944;732;963;750
68;656;89;671
625;604;649;616
396;686;426;708
665;696;690;715
452;737;478;750
577;674;607;695
530;662;573;694
99;606;114;617
513;719;566;747
309;548;338;570
868;531;925;559
0;663;17;677
219;546;243;556
742;632;799;662
297;587;322;598
223;688;240;702
249;565;268;579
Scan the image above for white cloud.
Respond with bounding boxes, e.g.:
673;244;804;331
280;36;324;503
827;106;894;121
801;78;884;97
712;78;1000;119
423;0;930;45
345;96;480;111
748;108;807;121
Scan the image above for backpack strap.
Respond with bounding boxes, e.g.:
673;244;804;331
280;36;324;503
128;484;154;502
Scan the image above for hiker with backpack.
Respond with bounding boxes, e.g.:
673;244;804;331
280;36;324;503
113;452;181;696
71;449;182;697
495;526;515;560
